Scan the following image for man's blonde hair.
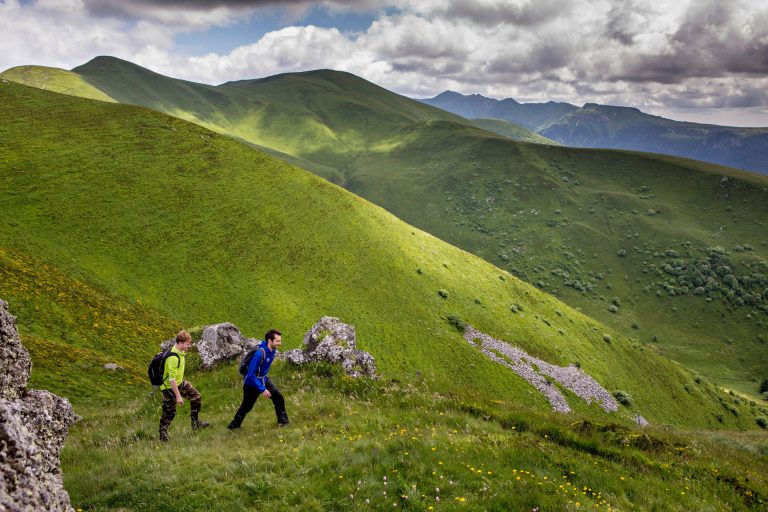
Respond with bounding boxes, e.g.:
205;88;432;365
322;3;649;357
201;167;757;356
176;330;192;344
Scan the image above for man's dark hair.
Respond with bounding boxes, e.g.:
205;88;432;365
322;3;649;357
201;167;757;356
265;329;281;341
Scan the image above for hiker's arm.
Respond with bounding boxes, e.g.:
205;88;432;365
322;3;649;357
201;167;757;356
169;379;183;405
167;356;184;404
249;350;269;395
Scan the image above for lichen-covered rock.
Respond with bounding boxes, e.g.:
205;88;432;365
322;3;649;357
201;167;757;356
1;399;75;511
197;323;258;369
20;390;79;473
0;299;78;512
0;300;31;400
283;317;376;378
159;323;259;368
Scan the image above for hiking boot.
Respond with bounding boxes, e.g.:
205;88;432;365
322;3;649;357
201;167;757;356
278;421;290;428
228;415;243;430
159;428;169;442
191;412;210;431
191;418;210;431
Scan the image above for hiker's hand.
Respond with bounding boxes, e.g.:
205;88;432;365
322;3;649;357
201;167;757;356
176;396;184;405
262;390;272;398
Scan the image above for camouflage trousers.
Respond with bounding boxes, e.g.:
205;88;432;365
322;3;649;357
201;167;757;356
159;381;202;435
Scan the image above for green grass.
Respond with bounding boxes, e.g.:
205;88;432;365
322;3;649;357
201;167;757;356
62;362;768;511
5;57;767;397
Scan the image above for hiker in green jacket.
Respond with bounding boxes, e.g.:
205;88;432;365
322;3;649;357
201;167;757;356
159;330;209;441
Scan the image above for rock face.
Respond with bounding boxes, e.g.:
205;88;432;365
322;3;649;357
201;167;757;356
197;323;258;369
464;325;621;415
0;299;31;400
160;323;258;369
283;317;377;378
0;299;79;512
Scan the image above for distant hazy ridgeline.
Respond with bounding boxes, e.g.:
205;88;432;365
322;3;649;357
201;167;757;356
421;90;768;175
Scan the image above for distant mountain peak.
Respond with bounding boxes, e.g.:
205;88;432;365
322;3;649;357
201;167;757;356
72;55;158;77
582;102;641;114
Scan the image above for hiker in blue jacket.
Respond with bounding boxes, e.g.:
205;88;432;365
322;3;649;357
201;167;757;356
228;329;289;429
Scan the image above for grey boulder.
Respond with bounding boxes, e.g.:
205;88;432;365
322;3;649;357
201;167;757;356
283;317;376;378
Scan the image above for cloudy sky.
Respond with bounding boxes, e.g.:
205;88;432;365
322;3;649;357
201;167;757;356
3;0;768;126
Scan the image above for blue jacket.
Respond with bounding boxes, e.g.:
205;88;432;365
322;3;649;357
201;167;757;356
244;340;276;392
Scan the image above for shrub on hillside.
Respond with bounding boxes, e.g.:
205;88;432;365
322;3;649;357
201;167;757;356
756;417;768;429
602;334;612;343
446;315;467;333
760;377;768;394
613;390;633;406
437;289;449;298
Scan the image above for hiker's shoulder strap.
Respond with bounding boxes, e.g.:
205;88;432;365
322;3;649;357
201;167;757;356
255;347;267;377
165;350;181;368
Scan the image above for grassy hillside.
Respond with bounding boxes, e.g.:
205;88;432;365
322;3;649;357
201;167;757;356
4;58;767;400
347;122;768;399
62;363;767;511
1;81;766;511
0;79;729;425
470;118;558;145
0;64;115;103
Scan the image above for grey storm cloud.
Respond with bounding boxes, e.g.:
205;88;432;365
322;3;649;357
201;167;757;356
604;0;655;46
615;0;768;83
82;0;378;18
423;0;568;28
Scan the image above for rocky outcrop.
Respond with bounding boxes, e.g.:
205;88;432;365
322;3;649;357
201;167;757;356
197;323;258;369
0;299;31;400
0;299;79;512
283;317;377;378
464;325;620;415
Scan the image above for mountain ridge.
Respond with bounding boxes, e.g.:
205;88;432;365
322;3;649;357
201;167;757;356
420;90;768;174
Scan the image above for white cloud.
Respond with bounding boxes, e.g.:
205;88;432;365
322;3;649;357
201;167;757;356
2;0;768;125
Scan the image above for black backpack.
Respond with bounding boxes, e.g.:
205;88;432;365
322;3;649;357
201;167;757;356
239;347;266;377
148;349;180;386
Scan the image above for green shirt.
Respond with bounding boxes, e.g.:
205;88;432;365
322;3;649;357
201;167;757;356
160;345;186;391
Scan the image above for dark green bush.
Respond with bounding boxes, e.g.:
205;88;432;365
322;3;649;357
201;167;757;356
446;315;467;333
613;390;633;406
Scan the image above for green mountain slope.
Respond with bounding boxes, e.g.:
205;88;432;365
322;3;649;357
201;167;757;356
0;64;115;102
2;81;766;512
470;118;558;144
4;57;768;399
0;79;749;426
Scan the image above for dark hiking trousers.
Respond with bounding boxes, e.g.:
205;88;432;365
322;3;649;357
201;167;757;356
159;381;202;437
229;380;289;428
